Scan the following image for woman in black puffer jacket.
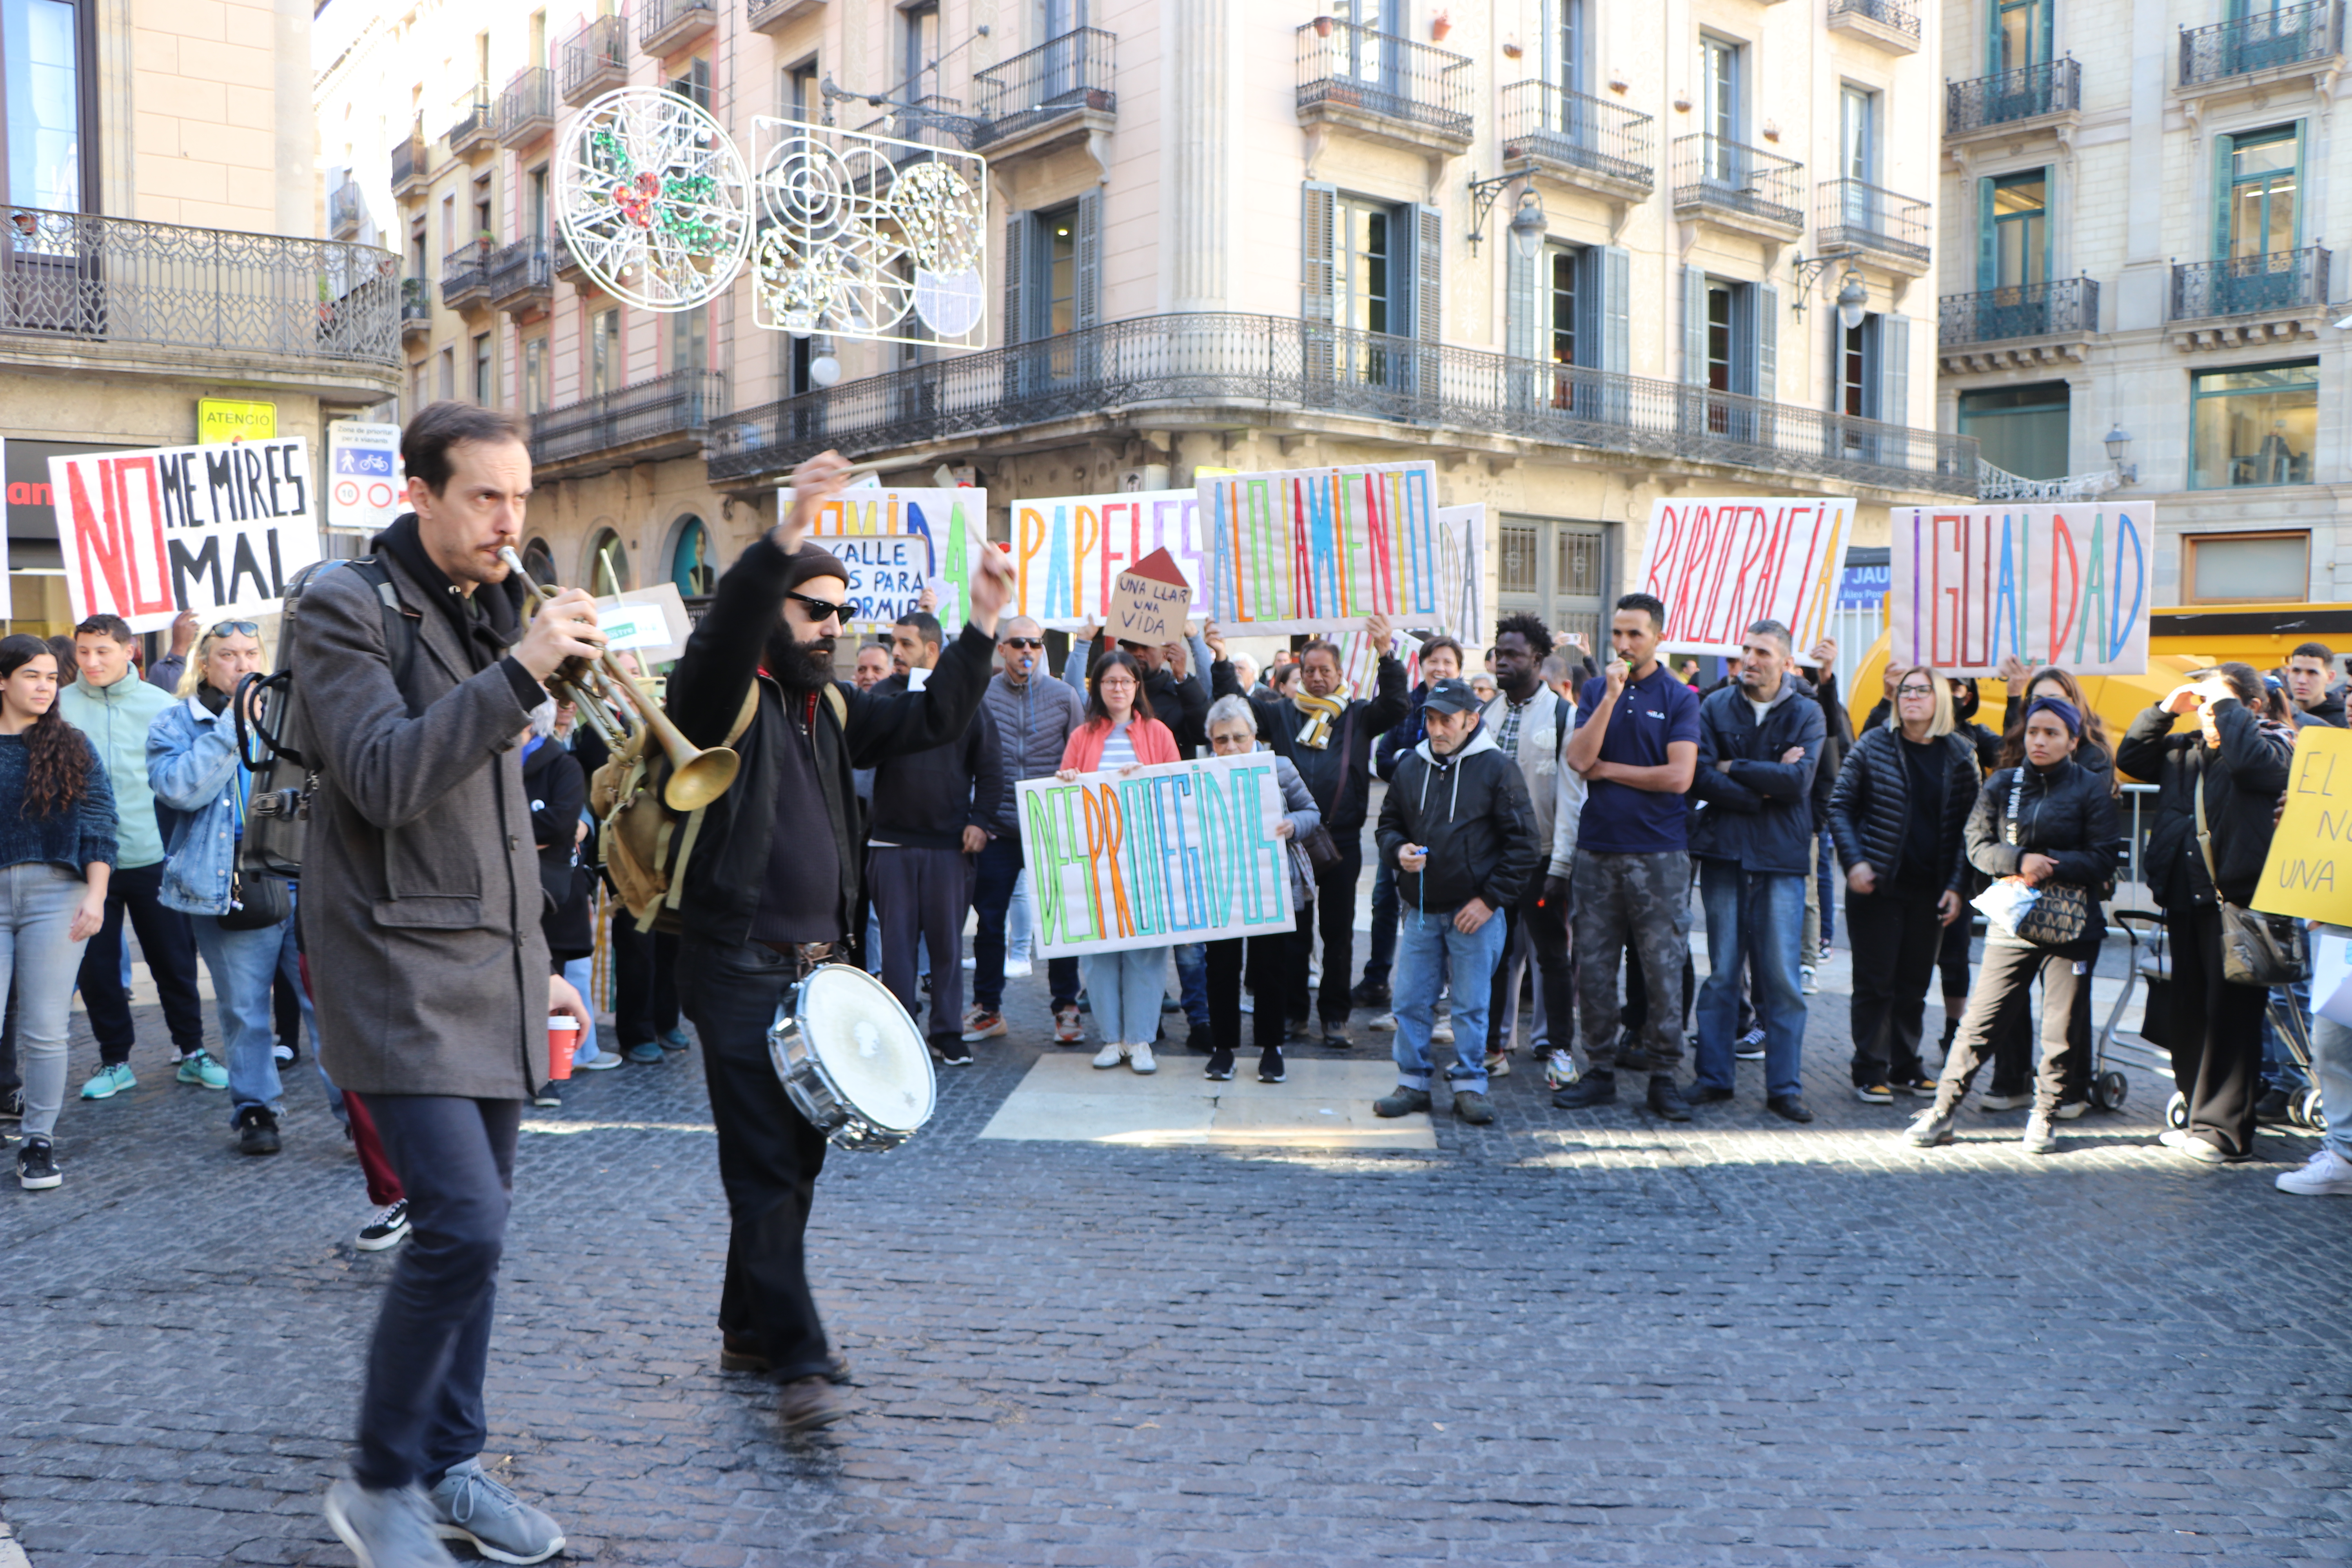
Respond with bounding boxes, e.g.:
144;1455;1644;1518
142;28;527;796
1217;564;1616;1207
1906;695;2118;1155
1829;666;1982;1103
2116;663;2293;1162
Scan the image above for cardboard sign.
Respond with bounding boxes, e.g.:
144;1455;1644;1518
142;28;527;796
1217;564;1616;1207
829;535;929;626
1018;751;1298;957
1107;546;1192;646
1632;496;1854;657
1198;462;1443;633
327;420;404;534
1889;502;2152;677
2254;726;2352;925
795;486;995;630
53;437;320;633
1434;503;1485;646
591;582;691;662
1010;488;1203;630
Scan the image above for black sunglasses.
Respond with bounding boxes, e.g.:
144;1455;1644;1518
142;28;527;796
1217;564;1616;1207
785;591;847;623
1001;637;1044;650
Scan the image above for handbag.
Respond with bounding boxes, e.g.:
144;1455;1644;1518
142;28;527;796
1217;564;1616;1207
1299;707;1354;870
218;868;292;931
2002;772;2092;949
2196;771;2307;987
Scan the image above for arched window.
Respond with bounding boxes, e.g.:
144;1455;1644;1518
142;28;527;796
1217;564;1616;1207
521;537;557;590
670;514;714;597
583;527;632;595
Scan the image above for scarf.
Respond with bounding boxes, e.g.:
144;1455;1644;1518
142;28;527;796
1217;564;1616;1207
1292;685;1347;750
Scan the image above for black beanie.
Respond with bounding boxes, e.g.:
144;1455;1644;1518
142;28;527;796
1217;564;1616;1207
780;541;849;593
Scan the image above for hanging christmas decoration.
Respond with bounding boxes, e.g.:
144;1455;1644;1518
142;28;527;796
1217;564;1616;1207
555;87;753;312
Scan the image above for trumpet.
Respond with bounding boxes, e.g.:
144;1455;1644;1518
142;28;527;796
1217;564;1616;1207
497;546;741;811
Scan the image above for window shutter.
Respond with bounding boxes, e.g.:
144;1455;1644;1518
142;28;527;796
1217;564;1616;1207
1601;245;1630;374
1879;311;1909;426
2211;133;2235;261
1074;189;1101;330
1755;280;1779;400
2041;163;2058;282
2292;121;2308;247
1976;176;1997;292
1682;265;1708;384
1300;182;1338;322
1414;203;1443;345
1507;240;1541;361
1003;212;1027;346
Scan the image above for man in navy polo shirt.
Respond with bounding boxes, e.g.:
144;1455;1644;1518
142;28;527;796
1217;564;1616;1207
1554;592;1701;1120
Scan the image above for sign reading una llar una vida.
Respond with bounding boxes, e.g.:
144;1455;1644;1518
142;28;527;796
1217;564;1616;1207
1889;502;2153;677
1631;496;1854;657
1018;752;1298;958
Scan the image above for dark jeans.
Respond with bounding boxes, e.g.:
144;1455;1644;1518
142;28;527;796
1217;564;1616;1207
77;861;203;1064
971;834;1078;1012
869;845;974;1051
610;912;680;1048
1287;840;1361;1027
1846;886;1942;1085
677;936;835;1382
2166;903;2269;1157
1935;942;2088;1116
352;1093;522;1492
1486;879;1571;1057
1937;913;1973;1000
1364;857;1398;988
1206;929;1287;1056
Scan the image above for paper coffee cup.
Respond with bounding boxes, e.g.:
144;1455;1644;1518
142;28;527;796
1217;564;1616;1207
547;1014;580;1081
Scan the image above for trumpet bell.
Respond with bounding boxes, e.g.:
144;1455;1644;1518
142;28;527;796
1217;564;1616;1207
662;745;740;811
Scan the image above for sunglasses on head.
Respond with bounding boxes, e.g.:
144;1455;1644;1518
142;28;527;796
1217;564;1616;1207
785;591;847;623
208;621;260;638
1001;637;1044;650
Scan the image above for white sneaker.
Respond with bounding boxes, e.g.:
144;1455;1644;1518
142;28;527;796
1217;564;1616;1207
1431;1018;1454;1044
2157;1128;2193;1150
2276;1146;2352;1195
1800;965;1818;995
1541;1051;1578;1090
1004;958;1034;977
1091;1042;1125;1069
1367;1012;1397;1033
1129;1042;1157;1074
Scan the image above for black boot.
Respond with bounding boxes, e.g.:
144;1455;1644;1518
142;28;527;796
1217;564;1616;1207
1646;1074;1693;1122
1552;1070;1616;1109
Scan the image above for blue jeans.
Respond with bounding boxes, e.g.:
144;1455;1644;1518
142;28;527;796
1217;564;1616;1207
2311;1014;2352;1162
1;862;93;1140
1695;862;1807;1101
190;913;316;1122
1391;906;1506;1095
1174;942;1209;1029
2263;977;2314;1094
1080;948;1167;1045
1815;827;1838;948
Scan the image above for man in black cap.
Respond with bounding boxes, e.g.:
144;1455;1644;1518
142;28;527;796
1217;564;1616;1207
663;451;1012;1431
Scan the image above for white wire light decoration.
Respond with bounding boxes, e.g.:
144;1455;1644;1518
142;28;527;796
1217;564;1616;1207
748;115;989;348
555;87;753;312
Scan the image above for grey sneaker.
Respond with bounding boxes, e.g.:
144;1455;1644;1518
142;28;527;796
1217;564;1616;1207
1372;1085;1432;1118
2021;1114;2059;1155
1905;1109;1956;1147
1452;1089;1495;1125
324;1479;459;1568
423;1459;565;1565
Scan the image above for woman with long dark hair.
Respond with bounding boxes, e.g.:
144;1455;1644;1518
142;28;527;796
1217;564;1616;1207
0;633;116;1189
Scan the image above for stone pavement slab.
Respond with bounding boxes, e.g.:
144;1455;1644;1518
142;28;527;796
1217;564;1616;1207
978;1055;1436;1149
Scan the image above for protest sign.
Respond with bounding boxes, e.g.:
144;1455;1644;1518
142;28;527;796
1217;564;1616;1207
829;535;929;626
1010;488;1203;629
1434;503;1485;645
1107;547;1192;646
327;421;404;534
592;582;691;662
797;486;996;630
1889;502;2152;677
1632;497;1853;657
1018;751;1299;958
54;437;321;633
2254;725;2352;926
1198;462;1442;633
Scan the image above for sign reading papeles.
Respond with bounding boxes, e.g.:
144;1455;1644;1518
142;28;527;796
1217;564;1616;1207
1198;462;1442;634
1889;503;2152;677
1009;488;1203;630
1018;752;1299;958
54;437;321;633
2254;725;2352;927
1632;497;1854;657
791;487;995;630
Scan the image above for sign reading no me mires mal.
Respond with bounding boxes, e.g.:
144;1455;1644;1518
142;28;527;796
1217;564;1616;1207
1017;752;1299;958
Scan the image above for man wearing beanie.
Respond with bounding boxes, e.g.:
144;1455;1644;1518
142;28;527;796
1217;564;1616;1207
663;451;1011;1432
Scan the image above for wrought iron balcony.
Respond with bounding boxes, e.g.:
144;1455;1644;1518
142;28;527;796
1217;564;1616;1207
1671;134;1805;235
637;0;715;58
1295;19;1473;149
2181;0;2342;85
1827;0;1922;51
487;240;552;313
853;98;971;163
1814;179;1931;270
2172;247;2331;321
1497;80;1653;196
552;232;588;286
0;206;401;379
391;131;428;199
708;312;1977;497
399;275;432;338
532;369;727;470
560;16;627;106
446;86;494;155
971;28;1116;149
747;0;826;36
330;179;365;239
441;240;491;310
1947;58;2081;136
1939;278;2100;346
497;68;554;147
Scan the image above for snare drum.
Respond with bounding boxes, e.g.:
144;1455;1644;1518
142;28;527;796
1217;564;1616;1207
767;963;936;1151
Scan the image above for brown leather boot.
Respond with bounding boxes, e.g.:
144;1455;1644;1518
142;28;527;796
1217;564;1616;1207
777;1374;849;1432
720;1336;853;1384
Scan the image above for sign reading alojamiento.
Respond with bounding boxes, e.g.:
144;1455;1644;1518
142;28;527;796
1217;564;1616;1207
1018;753;1298;958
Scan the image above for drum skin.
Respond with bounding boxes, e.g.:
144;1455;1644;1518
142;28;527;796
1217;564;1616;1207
767;964;936;1151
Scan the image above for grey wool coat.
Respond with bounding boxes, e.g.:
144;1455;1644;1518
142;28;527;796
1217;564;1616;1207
292;551;552;1099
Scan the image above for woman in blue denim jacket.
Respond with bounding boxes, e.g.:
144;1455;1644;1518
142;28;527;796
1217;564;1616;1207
148;620;321;1156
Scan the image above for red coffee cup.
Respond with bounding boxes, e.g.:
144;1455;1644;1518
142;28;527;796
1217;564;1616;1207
547;1014;580;1081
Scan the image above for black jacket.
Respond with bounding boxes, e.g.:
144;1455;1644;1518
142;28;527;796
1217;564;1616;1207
1963;755;2121;954
1215;655;1408;837
1374;682;1433;781
2295;684;2346;728
2116;699;2292;909
867;672;1003;851
1689;682;1825;876
1375;726;1539;915
666;534;994;946
523;739;593;958
1827;726;1982;893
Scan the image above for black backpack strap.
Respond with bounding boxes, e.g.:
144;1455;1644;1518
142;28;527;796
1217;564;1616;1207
347;556;423;717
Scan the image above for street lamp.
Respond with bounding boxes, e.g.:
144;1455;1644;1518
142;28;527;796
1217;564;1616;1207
1790;255;1871;327
2103;424;2137;485
1466;166;1541;257
1506;189;1548;262
1834;268;1869;332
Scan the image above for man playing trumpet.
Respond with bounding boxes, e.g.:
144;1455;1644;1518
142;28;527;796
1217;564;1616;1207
666;451;1011;1430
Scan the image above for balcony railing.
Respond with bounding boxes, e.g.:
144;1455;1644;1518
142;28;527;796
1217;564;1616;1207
1295;19;1474;146
1828;0;1922;43
1497;80;1653;192
445;86;493;153
329;180;365;238
560;15;628;105
532;370;727;466
486;239;552;310
1939;278;2100;345
391;131;428;196
709;312;1977;496
441;239;491;308
399;275;432;335
971;27;1116;147
637;0;715;56
1947;58;2082;134
747;0;825;34
497;68;554;146
1671;134;1805;231
2181;0;2342;85
2171;247;2331;320
1814;179;1931;267
0;206;400;372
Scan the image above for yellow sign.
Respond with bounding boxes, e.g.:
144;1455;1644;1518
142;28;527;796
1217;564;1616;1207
197;399;277;444
2254;725;2352;924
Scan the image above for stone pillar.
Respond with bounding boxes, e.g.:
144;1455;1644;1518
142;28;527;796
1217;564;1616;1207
1164;0;1230;313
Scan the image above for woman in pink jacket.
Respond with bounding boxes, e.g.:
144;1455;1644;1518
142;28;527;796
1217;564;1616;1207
1056;648;1181;1073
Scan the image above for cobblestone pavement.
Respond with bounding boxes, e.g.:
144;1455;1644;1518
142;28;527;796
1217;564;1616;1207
4;945;2349;1568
